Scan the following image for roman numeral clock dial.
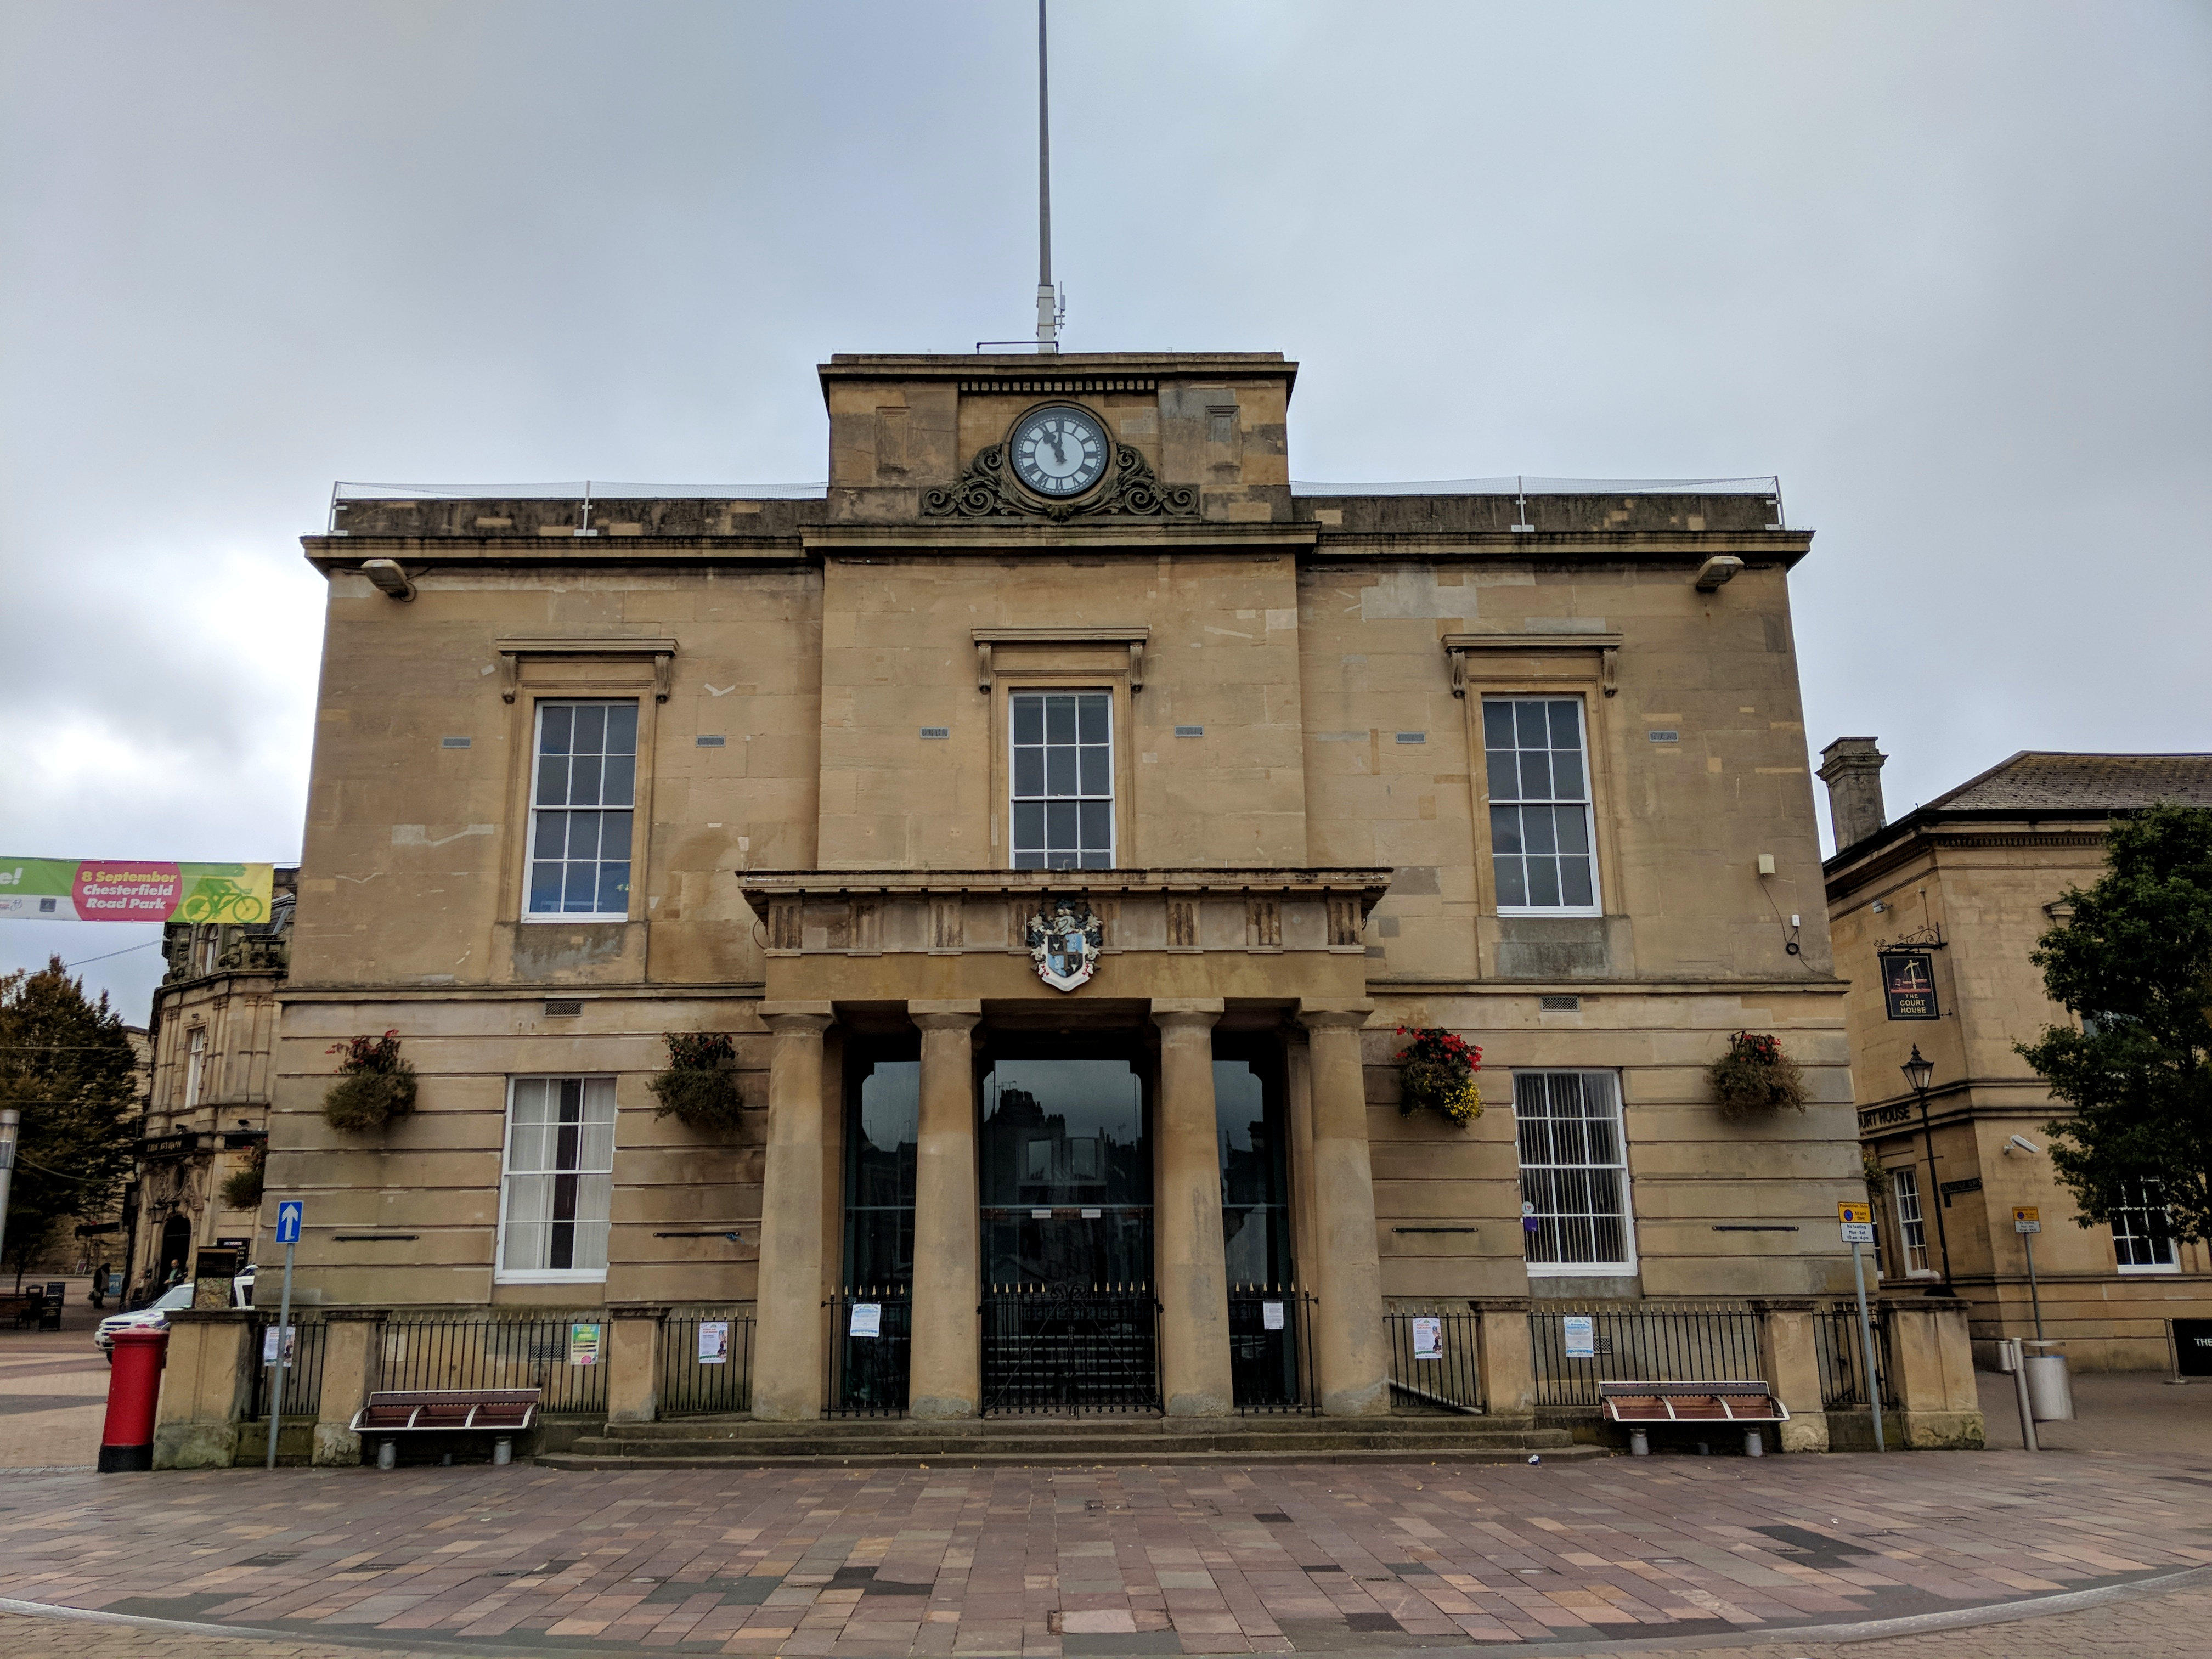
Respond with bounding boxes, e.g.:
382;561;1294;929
1009;404;1108;497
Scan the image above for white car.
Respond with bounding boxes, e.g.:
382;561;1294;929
94;1271;255;1354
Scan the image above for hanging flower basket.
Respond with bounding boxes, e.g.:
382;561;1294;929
1707;1030;1808;1121
218;1144;266;1210
1393;1027;1483;1126
322;1030;417;1132
647;1031;743;1132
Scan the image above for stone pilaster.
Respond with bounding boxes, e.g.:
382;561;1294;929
312;1308;387;1466
606;1303;669;1425
1299;1002;1389;1416
907;1001;983;1420
1152;1000;1234;1417
153;1307;255;1469
1474;1297;1536;1427
1752;1297;1830;1452
751;1003;835;1421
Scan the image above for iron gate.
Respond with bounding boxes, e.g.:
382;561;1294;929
981;1284;1160;1415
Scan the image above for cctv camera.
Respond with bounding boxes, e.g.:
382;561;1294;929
2005;1135;2042;1155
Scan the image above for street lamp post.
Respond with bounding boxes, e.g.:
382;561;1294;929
1902;1046;1953;1285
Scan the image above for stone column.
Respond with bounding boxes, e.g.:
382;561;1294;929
313;1308;387;1466
1475;1297;1536;1427
1752;1298;1830;1453
606;1303;669;1426
1883;1294;1986;1448
907;1001;983;1419
1299;1002;1390;1416
751;1003;835;1421
1152;999;1234;1417
153;1307;255;1469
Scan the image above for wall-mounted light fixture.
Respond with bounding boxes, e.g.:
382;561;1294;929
361;558;416;601
1694;555;1745;592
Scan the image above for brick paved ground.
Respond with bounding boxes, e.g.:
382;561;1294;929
3;1448;2211;1656
0;1280;109;1471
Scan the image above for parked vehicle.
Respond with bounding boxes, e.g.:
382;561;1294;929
94;1270;254;1355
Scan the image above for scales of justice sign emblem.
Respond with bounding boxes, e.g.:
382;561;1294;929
1025;896;1103;992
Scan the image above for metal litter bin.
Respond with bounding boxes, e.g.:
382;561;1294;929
2023;1347;2074;1421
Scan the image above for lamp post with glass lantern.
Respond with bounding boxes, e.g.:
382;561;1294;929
1902;1046;1953;1285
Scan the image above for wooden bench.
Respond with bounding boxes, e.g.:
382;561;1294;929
349;1388;540;1467
0;1294;40;1330
1600;1380;1788;1455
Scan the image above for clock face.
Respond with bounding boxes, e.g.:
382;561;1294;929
1009;404;1109;497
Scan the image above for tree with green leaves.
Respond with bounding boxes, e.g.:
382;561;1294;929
0;957;144;1288
2018;802;2212;1242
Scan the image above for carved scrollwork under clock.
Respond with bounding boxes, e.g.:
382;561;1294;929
922;442;1198;522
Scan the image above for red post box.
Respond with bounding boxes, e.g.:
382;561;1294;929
99;1326;167;1472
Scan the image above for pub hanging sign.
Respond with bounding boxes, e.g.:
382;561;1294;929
1878;950;1940;1021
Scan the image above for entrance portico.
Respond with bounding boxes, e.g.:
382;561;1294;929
742;867;1391;1419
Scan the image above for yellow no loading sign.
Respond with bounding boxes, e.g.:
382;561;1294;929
1838;1200;1875;1243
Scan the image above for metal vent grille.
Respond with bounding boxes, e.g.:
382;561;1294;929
1539;995;1581;1012
1174;725;1204;738
695;734;726;747
919;726;950;740
1396;732;1426;744
544;999;583;1018
440;736;471;748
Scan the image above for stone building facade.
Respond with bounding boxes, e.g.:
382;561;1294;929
131;872;295;1298
1821;743;2212;1370
249;350;1978;1449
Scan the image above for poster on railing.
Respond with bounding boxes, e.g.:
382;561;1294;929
261;1324;296;1366
1563;1314;1596;1359
697;1319;730;1364
1411;1315;1442;1361
0;858;273;922
1262;1301;1284;1331
568;1322;601;1365
849;1302;882;1338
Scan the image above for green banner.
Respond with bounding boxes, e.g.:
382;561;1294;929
0;860;274;924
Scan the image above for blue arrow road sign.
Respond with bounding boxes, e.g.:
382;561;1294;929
276;1201;303;1245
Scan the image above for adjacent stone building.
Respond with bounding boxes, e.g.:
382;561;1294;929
240;350;1980;1454
131;871;295;1298
1821;743;2212;1370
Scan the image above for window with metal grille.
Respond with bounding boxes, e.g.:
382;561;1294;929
1482;696;1599;914
2113;1177;2177;1271
1513;1070;1634;1272
1892;1168;1932;1276
497;1076;617;1280
526;701;637;918
1010;690;1113;870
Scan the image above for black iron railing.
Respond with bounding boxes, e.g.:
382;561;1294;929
1229;1289;1316;1414
1386;1305;1484;1413
376;1313;608;1413
247;1315;327;1418
661;1312;754;1416
1813;1300;1900;1409
825;1288;911;1418
981;1284;1161;1416
1528;1303;1763;1407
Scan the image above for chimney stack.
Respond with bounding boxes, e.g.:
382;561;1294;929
1818;737;1888;851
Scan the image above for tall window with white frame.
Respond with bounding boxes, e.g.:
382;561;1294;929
2112;1177;2177;1272
1514;1070;1635;1272
1483;697;1599;914
183;1027;206;1109
1010;690;1113;870
526;701;638;919
498;1076;617;1280
1891;1167;1932;1276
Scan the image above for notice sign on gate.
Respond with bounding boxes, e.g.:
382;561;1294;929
1839;1200;1875;1244
1563;1314;1596;1359
1411;1316;1442;1361
262;1324;296;1367
697;1320;730;1364
568;1322;601;1366
1262;1301;1285;1331
849;1302;882;1339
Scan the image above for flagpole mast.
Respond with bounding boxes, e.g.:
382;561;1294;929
1035;0;1058;349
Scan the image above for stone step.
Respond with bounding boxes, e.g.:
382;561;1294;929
540;1415;1591;1468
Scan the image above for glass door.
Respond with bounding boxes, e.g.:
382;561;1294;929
978;1055;1158;1413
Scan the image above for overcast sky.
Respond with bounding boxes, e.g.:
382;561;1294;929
3;1;2207;1023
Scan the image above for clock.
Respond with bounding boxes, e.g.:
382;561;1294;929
1008;404;1109;498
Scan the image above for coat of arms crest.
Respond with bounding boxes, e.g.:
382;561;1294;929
1025;896;1103;993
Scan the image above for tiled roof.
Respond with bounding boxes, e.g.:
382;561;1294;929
1928;752;2212;814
